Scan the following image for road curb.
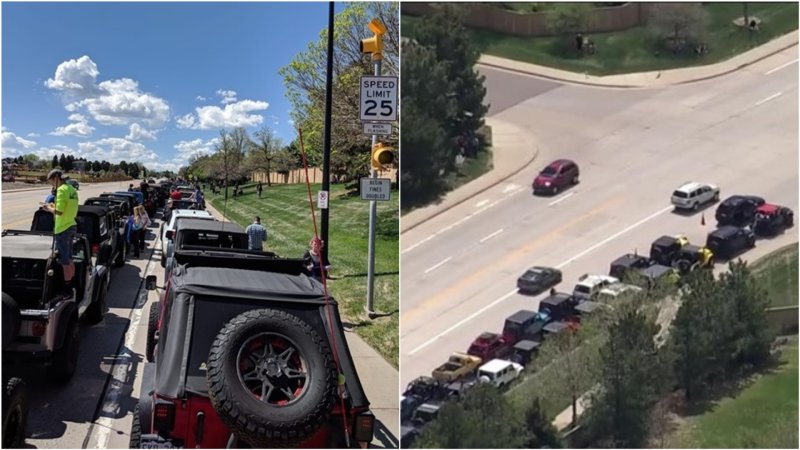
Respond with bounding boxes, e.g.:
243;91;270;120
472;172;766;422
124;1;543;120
478;37;799;90
401;146;539;234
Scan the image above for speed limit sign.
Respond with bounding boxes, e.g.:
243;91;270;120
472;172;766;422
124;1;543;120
360;76;398;122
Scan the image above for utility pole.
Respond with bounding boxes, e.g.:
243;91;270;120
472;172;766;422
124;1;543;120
360;19;395;319
320;1;335;256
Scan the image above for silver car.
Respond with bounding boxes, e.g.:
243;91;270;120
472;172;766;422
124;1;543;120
671;182;720;211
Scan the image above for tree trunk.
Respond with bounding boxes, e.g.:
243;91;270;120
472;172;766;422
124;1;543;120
266;159;272;187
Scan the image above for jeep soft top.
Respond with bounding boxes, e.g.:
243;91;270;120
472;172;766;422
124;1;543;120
137;252;372;448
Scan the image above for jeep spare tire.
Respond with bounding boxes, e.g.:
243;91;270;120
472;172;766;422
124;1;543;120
207;309;337;446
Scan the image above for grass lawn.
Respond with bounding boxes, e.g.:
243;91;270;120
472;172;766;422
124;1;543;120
751;243;799;307
668;340;798;448
403;3;798;76
208;182;399;367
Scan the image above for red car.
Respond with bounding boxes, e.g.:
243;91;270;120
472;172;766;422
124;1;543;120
466;332;511;361
532;159;580;195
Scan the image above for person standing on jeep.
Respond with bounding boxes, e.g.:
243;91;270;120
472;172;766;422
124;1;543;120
245;216;267;251
42;169;79;297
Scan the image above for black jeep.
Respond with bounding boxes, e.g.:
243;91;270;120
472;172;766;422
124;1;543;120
2;230;108;382
706;225;756;260
162;219;248;281
32;205;125;270
609;253;654;280
715;195;765;227
132;251;375;448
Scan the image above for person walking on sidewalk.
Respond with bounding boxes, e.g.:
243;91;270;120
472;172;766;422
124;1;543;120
135;205;151;252
41;169;79;298
245;216;267;251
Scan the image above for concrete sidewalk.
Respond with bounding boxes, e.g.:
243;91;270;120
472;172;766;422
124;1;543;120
203;200;399;449
401;32;798;235
478;31;798;89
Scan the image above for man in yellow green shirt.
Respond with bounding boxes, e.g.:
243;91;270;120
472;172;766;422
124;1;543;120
41;169;79;298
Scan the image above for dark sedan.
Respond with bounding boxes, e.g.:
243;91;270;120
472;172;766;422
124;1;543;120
516;266;562;294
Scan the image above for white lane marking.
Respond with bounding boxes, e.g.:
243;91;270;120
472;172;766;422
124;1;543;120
425;257;453;274
403;235;434;253
476;199;489;208
90;265;155;448
479;228;504;244
765;58;798;75
548;191;576;207
89;226;162;448
402;186;526;254
556;204;673;269
503;183;521;194
409;288;519;355
408;204;674;354
754;92;783;106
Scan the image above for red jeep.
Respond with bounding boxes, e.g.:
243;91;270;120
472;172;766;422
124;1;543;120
753;203;794;236
466;332;511;362
132;250;374;448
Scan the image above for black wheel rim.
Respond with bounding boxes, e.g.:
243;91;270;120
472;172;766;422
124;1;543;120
236;332;309;406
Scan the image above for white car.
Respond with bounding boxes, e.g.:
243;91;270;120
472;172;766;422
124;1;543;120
159;209;214;267
572;274;619;301
477;359;523;388
597;282;644;302
671;182;720;211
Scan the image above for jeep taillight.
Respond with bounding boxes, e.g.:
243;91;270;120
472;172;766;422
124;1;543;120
91;244;100;255
154;400;175;432
32;321;46;337
352;411;375;443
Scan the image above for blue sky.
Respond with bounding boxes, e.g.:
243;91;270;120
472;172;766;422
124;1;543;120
1;1;347;173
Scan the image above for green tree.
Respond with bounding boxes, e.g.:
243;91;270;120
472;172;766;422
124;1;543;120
129;163;140;179
720;260;772;370
51;155;58;169
416;383;529;448
119;160;129;175
525;397;562;448
586;307;664;448
668;269;719;402
649;3;709;48
546;3;594;51
411;3;488;138
58;153;67;170
248;127;282;187
280;2;398;180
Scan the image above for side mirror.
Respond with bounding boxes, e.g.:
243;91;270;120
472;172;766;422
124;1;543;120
145;275;157;291
165;230;174;240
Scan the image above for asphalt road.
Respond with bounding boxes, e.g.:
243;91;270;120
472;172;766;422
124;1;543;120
2;181;159;449
400;50;799;388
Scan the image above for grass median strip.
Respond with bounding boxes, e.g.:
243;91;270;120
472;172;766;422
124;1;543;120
208;182;399;367
403;3;798;76
751;243;798;307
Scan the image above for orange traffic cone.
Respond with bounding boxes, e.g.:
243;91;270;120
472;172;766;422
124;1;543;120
701;213;706;226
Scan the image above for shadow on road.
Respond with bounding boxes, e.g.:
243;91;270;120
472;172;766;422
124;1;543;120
370;419;399;449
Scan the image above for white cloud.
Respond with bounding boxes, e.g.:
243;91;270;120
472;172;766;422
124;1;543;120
217;89;237;104
77;137;159;164
51;114;95;137
288;119;295;125
44;55;102;97
176;99;269;130
125;123;157;141
196;95;206;102
45;56;170;128
174;138;219;161
27;132;41;138
2;130;38;155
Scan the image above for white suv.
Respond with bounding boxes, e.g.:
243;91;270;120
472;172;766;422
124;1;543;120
671;182;720;211
477;359;523;388
159;209;214;267
573;274;619;301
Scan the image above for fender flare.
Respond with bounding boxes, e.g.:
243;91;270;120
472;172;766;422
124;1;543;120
54;303;79;349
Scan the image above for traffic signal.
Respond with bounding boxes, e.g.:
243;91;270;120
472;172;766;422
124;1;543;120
360;19;386;60
371;142;394;170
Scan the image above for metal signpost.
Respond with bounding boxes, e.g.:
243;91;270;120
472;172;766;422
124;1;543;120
359;19;397;318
